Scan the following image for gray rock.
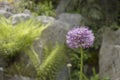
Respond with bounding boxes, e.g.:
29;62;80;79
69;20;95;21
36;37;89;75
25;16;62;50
0;57;7;67
0;10;12;18
11;13;31;24
36;16;55;24
35;15;76;48
99;28;120;80
56;66;69;80
9;75;35;80
55;0;71;14
0;67;3;80
58;13;84;27
55;0;77;15
34;16;73;80
23;9;32;15
39;20;70;46
33;20;70;68
34;15;83;80
0;1;13;12
0;1;9;8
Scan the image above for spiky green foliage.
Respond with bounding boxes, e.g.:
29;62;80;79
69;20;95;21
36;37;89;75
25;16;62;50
0;17;48;57
26;44;66;80
90;68;109;80
37;44;66;80
25;46;41;68
4;60;36;77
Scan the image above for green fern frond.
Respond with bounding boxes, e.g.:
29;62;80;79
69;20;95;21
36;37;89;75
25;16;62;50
25;46;41;68
0;17;48;57
36;44;66;80
25;44;66;80
42;44;53;61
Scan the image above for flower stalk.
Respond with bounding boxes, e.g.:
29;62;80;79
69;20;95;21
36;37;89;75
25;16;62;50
80;48;83;80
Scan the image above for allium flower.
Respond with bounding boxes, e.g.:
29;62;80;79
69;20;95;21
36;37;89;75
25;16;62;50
66;27;95;49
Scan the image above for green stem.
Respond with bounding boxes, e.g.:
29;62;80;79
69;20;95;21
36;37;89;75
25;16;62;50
68;67;71;80
80;48;83;80
81;73;88;80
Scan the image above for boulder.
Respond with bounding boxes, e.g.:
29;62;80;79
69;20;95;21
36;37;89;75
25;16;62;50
35;14;81;47
0;1;13;12
0;67;3;80
34;16;76;80
39;20;70;45
0;1;13;18
58;13;84;27
35;14;82;54
23;9;32;15
56;66;69;80
0;10;12;18
55;0;71;14
34;19;70;80
11;13;31;24
36;15;55;24
99;28;120;80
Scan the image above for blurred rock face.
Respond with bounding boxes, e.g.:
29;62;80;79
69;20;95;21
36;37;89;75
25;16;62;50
0;1;13;18
99;28;120;80
34;13;83;46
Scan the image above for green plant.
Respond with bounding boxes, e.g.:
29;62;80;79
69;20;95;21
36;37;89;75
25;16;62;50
13;0;55;16
12;0;36;13
67;48;91;80
4;59;36;77
25;44;66;80
0;17;48;58
90;68;109;80
35;1;55;16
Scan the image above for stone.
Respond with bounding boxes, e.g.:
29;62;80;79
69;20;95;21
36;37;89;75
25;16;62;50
0;57;7;67
58;13;84;27
99;28;120;80
11;13;31;24
0;10;12;18
23;9;32;15
36;15;55;24
0;1;9;8
39;20;70;45
9;75;35;80
0;1;13;12
55;0;71;14
56;66;69;80
33;19;70;69
0;67;3;80
34;15;84;80
34;16;73;80
35;15;78;46
56;0;81;15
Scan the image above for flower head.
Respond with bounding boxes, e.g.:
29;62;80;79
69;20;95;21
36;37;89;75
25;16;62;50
66;27;95;49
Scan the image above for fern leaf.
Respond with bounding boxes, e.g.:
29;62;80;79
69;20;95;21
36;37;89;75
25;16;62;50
0;17;48;57
36;44;66;80
25;46;41;68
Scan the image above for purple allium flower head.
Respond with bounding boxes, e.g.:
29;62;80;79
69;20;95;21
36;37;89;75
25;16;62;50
66;27;95;49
